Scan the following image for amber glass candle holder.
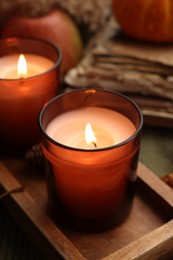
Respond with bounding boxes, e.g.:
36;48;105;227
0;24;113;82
0;37;62;148
39;89;143;231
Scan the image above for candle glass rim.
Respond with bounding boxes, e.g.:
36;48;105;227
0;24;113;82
39;88;143;152
0;37;62;81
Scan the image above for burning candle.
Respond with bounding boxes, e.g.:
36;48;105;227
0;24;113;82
46;107;136;149
39;89;143;231
0;38;62;148
0;53;54;79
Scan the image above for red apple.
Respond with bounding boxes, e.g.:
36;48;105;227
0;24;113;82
2;10;83;74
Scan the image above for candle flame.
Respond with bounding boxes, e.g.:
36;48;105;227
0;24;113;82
85;123;97;147
18;54;27;78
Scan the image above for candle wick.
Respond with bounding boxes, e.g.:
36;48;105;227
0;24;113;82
92;142;97;148
20;75;26;80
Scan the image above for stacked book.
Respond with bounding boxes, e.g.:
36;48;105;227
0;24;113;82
65;31;173;127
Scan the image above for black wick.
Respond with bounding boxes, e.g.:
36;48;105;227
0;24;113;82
92;142;97;148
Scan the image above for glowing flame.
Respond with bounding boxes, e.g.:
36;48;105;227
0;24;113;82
85;123;97;147
18;54;27;78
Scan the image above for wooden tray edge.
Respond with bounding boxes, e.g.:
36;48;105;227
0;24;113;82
103;219;173;259
138;162;173;207
0;161;173;260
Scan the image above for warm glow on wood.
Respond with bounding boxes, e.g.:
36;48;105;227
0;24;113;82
85;123;97;147
18;54;27;78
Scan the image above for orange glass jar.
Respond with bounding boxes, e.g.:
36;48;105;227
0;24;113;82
0;37;62;149
39;89;143;231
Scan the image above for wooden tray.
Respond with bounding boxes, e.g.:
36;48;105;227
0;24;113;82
0;159;173;260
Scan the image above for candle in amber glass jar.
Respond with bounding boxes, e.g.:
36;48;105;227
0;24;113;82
39;89;143;231
0;37;62;148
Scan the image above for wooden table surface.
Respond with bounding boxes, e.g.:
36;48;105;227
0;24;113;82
0;124;173;260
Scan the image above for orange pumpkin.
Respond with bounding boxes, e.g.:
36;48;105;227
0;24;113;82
112;0;173;42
